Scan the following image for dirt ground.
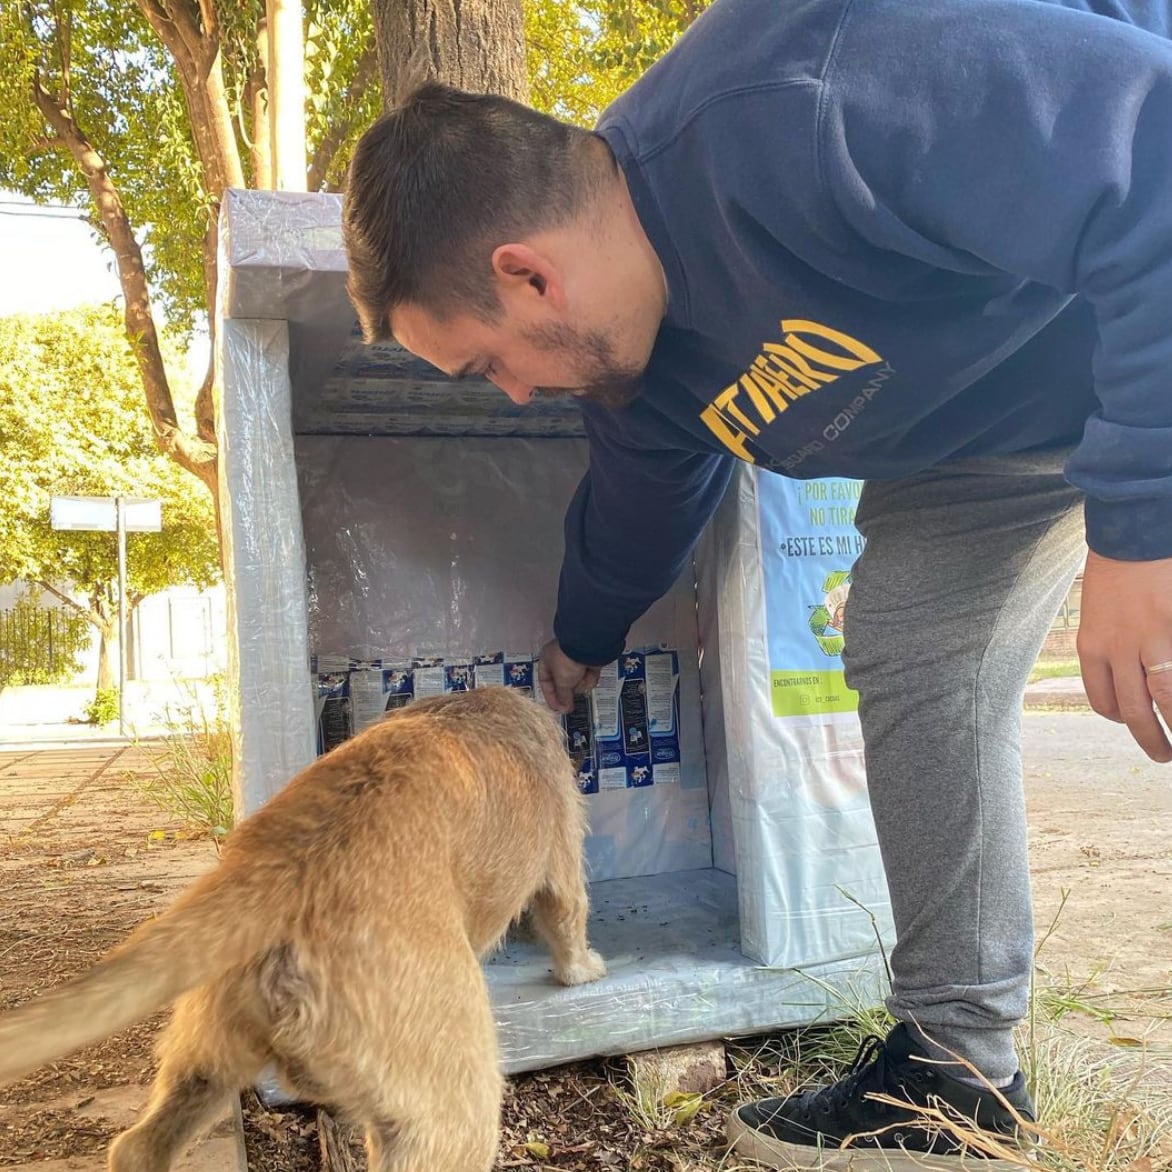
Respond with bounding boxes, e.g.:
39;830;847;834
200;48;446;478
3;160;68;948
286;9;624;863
0;711;1168;1172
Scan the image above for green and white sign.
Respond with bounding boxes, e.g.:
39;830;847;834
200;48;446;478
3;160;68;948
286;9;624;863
758;476;865;718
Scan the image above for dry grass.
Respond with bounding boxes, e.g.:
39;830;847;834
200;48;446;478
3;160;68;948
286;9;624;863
592;900;1172;1172
132;675;233;840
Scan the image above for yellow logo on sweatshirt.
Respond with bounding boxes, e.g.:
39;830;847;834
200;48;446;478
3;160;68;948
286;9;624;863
700;319;885;461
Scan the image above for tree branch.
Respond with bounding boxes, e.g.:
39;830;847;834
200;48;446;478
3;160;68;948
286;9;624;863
30;74;219;499
239;54;262;153
31;134;68;153
197;0;219;43
33;581;94;623
250;15;273;189
134;0;244;194
135;0;202;68
50;0;72;105
307;42;378;191
194;223;219;446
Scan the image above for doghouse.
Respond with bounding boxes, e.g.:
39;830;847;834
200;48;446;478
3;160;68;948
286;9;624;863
216;189;893;1074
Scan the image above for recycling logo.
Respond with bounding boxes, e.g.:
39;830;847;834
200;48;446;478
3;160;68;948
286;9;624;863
808;570;851;657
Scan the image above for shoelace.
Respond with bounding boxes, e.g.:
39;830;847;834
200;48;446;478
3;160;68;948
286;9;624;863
806;1034;891;1114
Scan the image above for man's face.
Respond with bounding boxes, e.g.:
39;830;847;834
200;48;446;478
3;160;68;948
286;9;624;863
392;303;646;411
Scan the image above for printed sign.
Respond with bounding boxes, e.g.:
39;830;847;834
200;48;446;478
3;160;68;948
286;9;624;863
758;475;865;718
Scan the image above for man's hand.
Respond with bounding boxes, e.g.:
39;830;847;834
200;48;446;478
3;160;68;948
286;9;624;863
1078;550;1172;763
538;640;601;714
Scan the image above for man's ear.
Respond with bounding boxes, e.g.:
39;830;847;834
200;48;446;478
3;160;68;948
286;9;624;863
491;243;568;311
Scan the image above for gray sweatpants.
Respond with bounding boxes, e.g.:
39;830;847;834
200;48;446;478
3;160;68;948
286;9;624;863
841;450;1086;1080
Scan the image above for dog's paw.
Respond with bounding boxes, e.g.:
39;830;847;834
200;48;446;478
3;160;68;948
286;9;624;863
555;948;607;986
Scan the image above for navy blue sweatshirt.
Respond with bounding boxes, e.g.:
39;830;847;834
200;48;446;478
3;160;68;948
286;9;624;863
553;0;1172;667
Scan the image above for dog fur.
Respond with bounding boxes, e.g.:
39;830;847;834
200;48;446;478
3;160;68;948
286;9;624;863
0;687;606;1171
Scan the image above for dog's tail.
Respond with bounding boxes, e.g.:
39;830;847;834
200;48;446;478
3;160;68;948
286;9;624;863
0;858;286;1086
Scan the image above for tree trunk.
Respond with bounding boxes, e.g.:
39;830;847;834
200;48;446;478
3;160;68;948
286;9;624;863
31;78;220;501
134;2;245;196
89;588;119;693
250;17;274;190
95;622;119;693
372;0;530;107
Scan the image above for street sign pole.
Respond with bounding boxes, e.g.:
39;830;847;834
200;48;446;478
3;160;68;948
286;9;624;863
50;495;162;739
116;496;128;738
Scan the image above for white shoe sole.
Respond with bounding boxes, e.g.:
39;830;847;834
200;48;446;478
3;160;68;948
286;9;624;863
725;1108;1031;1170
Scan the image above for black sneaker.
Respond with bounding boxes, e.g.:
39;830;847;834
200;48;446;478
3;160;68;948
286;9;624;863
726;1023;1036;1170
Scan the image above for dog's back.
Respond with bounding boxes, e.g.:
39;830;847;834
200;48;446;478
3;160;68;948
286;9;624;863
229;686;586;954
0;686;605;1172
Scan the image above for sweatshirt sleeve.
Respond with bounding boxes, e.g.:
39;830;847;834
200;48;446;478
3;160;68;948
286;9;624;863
554;403;735;666
819;0;1172;560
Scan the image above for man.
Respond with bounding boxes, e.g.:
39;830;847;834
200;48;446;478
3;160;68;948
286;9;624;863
342;0;1172;1165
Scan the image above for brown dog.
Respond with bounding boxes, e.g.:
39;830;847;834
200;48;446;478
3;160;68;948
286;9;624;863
0;687;606;1171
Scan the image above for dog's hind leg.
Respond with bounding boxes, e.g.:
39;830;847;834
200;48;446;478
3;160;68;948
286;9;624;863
108;983;265;1172
362;1113;500;1172
108;1069;231;1172
343;946;502;1172
530;823;607;987
361;1047;500;1172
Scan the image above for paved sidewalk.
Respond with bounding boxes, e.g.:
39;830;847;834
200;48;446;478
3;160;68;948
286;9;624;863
0;725;166;751
0;743;244;1172
1023;674;1090;710
0;721;159;750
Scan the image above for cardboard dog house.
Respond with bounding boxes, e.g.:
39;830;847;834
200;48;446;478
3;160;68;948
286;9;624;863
217;189;894;1073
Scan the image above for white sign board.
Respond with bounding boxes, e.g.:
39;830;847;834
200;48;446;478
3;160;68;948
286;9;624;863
50;496;162;533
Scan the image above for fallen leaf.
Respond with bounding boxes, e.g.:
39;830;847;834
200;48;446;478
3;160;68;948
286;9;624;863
523;1139;551;1159
663;1090;703;1125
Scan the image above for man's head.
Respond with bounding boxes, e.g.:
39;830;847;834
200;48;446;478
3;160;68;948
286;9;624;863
343;84;667;408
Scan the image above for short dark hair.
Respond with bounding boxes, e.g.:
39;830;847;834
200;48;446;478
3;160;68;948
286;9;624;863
343;83;610;341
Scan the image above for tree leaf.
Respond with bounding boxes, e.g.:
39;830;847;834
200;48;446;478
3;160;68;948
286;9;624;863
662;1090;703;1124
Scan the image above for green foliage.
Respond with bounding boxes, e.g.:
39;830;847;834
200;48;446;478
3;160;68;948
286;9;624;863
139;675;233;839
0;0;705;348
1029;658;1081;684
0;590;91;686
0;1;380;336
305;1;382;190
0;2;209;331
0;306;220;606
526;0;713;126
84;687;119;724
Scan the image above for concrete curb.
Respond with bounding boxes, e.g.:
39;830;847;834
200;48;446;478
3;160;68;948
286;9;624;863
0;735;167;752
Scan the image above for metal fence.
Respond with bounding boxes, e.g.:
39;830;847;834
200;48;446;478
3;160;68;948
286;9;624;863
0;604;91;684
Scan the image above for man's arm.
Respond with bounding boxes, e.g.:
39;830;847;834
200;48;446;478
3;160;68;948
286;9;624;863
541;402;734;712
